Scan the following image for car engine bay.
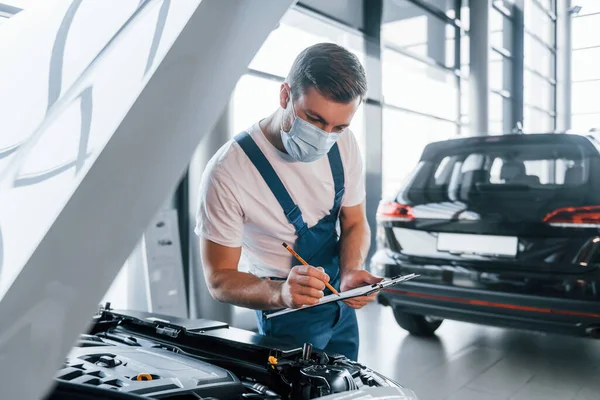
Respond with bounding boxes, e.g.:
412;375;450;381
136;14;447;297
48;304;416;400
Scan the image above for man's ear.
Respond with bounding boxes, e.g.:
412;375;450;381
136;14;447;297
279;82;290;109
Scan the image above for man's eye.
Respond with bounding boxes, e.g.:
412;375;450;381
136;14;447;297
333;127;345;133
307;116;320;122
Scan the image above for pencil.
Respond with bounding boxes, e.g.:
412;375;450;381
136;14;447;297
282;242;340;297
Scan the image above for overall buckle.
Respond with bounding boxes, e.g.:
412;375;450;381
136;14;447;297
285;205;302;224
285;205;307;236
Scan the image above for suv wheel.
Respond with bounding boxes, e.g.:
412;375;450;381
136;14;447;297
392;308;443;336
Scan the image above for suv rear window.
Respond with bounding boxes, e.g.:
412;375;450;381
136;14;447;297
433;150;587;188
428;138;595;189
401;135;600;220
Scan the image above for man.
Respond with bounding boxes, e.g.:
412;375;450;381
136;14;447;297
195;43;381;361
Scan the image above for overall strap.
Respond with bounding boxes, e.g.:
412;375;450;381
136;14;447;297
327;143;345;216
234;132;308;236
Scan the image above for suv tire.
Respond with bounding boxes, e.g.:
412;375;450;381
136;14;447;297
392;308;443;336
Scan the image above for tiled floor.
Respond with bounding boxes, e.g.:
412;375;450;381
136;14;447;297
356;303;600;400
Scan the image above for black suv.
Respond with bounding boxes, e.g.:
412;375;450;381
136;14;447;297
373;133;600;338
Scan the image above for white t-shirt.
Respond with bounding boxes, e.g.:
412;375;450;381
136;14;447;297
195;123;365;278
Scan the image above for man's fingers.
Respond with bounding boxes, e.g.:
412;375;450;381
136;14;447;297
292;294;320;308
345;298;368;305
343;298;365;306
342;294;377;309
293;264;330;283
305;265;330;283
295;286;324;299
343;300;364;309
292;275;326;290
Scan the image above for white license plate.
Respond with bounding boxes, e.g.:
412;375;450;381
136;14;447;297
437;233;518;258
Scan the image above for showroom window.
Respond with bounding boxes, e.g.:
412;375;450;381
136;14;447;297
523;0;556;133
571;1;600;132
381;48;458;121
381;0;457;69
488;1;515;134
232;75;283;135
381;0;464;198
249;9;366;78
459;1;470;136
381;107;458;196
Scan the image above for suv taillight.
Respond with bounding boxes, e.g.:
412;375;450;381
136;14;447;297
543;206;600;228
376;201;415;221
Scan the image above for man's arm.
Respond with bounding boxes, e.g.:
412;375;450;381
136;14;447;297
338;201;382;309
201;239;330;310
339;201;371;274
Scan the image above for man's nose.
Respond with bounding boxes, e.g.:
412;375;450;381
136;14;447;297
322;124;336;133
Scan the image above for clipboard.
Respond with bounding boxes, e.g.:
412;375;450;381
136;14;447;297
264;273;419;319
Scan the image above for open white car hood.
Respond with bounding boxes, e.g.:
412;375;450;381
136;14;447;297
0;1;294;398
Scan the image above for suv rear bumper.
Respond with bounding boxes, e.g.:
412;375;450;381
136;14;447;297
378;280;600;338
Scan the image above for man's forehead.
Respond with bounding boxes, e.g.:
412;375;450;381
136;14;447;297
298;87;359;123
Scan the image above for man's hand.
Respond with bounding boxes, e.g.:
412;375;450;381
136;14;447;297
280;265;330;309
340;270;383;309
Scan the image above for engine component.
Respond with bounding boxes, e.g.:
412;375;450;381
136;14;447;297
242;381;281;399
302;343;312;361
265;343;399;400
56;336;244;399
294;365;358;399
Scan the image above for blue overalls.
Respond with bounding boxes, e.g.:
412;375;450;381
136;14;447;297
234;131;359;361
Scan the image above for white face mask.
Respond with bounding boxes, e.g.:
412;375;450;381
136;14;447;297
280;93;342;163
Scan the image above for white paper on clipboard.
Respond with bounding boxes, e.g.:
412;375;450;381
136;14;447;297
264;273;419;319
